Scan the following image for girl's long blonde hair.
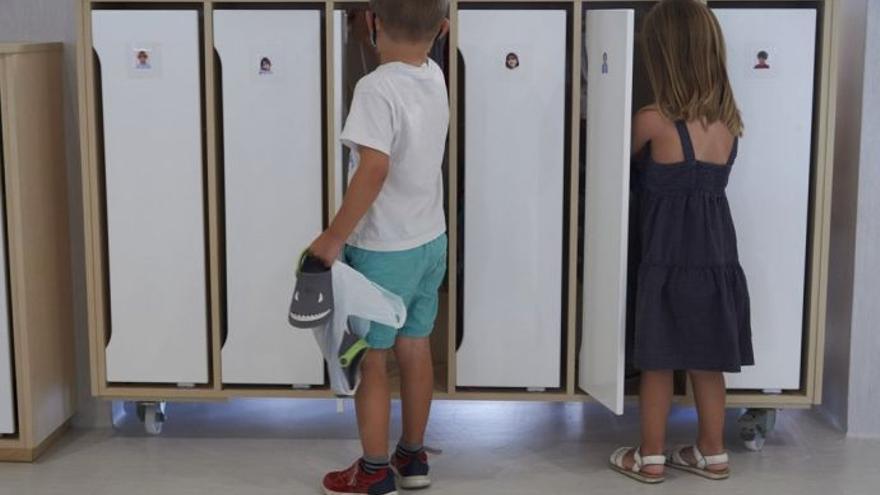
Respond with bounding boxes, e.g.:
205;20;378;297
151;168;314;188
641;0;744;136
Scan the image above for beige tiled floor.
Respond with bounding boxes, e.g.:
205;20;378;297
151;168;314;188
1;399;878;494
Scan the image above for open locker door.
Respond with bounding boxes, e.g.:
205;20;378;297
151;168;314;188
578;10;634;415
215;9;324;386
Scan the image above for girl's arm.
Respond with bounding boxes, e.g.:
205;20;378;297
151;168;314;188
309;146;390;265
632;106;661;156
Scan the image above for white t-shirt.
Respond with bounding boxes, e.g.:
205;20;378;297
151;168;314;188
341;59;449;252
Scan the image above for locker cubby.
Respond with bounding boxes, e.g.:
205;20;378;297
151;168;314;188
90;5;213;387
333;5;452;394
454;3;573;394
214;5;327;388
76;1;836;417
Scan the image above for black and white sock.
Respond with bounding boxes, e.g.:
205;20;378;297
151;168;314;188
360;456;389;475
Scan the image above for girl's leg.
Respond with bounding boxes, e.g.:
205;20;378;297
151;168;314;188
356;349;391;459
623;370;674;475
686;370;729;472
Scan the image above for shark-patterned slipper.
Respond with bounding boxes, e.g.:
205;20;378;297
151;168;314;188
288;251;334;329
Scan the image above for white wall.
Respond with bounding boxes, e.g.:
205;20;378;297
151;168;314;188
823;0;880;438
847;0;880;438
0;0;110;428
823;0;867;433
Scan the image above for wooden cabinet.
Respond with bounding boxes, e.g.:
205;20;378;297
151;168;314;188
76;1;836;422
0;42;75;462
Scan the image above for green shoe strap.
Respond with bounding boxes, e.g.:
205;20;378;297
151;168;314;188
297;249;309;272
339;338;369;367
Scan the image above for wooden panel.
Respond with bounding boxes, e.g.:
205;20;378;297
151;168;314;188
0;421;70;462
0;45;76;448
202;0;223;392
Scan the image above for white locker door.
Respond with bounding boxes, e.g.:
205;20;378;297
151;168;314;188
714;9;816;391
456;9;567;389
215;10;324;386
579;10;634;415
93;10;209;384
0;153;14;432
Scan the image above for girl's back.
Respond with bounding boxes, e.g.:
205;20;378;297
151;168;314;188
643;113;736;167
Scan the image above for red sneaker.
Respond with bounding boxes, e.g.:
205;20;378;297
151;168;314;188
322;460;398;495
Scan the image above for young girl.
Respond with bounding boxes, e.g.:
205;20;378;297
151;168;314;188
609;0;753;483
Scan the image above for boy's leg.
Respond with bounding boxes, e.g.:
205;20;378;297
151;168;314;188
394;336;434;447
631;370;674;475
356;348;391;459
390;235;445;489
686;370;729;472
323;345;397;495
393;235;446;449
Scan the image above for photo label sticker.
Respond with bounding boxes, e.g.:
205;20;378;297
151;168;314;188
754;50;771;70
127;43;162;79
745;43;778;81
259;56;273;76
506;52;520;70
250;45;286;84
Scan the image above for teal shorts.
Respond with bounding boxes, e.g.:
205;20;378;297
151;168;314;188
344;234;448;349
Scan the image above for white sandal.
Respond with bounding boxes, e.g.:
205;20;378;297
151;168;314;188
609;447;666;484
667;445;730;480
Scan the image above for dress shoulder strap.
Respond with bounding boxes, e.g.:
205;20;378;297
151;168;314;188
674;120;696;163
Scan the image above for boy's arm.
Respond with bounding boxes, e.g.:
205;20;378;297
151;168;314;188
309;146;390;266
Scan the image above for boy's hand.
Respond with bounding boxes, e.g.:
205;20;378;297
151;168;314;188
309;230;345;268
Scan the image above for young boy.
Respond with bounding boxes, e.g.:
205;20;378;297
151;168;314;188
308;1;450;494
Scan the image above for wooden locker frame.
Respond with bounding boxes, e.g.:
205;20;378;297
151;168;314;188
77;0;837;410
0;43;77;462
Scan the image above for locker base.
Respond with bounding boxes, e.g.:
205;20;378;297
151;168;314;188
0;420;71;462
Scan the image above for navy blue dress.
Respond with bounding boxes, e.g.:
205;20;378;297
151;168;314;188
630;121;754;372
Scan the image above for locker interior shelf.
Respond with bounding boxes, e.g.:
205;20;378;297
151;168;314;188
76;0;836;414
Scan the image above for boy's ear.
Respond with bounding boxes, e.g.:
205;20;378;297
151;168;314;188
366;11;379;47
437;18;450;41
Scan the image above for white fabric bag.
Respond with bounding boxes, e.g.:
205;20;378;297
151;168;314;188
309;261;406;396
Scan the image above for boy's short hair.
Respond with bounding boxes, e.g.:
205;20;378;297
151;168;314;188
370;0;449;42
